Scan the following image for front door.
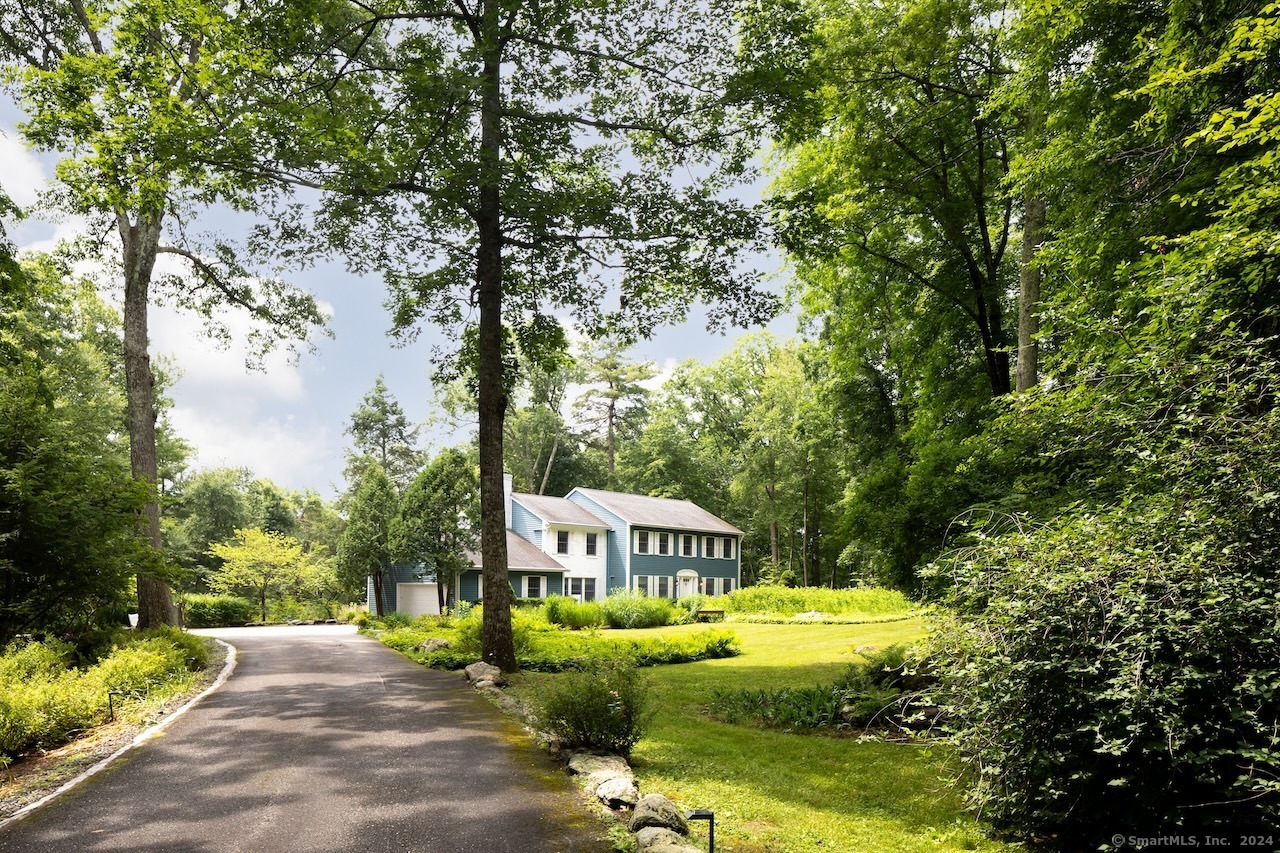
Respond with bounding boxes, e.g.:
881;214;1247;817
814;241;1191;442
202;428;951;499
677;574;697;598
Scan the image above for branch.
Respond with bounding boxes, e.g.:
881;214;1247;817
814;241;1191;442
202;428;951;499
155;244;287;324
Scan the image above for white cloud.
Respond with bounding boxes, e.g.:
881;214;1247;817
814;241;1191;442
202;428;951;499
0;130;45;208
171;405;338;494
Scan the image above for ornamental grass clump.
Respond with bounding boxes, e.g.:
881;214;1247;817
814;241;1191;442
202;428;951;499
543;594;605;629
532;660;654;756
599;589;673;628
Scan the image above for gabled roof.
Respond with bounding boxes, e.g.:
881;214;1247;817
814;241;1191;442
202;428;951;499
467;529;566;571
512;493;607;527
569;488;743;535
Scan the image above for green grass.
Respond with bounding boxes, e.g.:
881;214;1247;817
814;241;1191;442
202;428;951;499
513;620;1016;853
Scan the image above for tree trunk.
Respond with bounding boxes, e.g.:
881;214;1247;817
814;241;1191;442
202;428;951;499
121;211;181;629
764;483;780;564
538;433;559;495
476;5;517;672
371;569;385;617
606;396;616;476
1017;193;1046;393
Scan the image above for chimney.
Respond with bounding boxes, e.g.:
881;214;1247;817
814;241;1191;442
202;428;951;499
503;471;513;529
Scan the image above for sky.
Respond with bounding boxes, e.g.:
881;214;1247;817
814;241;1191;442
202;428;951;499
1;118;797;500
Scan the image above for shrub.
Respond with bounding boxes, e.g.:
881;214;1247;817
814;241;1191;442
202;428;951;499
599;589;674;629
88;631;206;697
375;620;740;673
0;629;214;761
532;660;654;756
928;504;1280;843
544;595;605;630
182;593;255;628
452;606;536;657
0;639;73;682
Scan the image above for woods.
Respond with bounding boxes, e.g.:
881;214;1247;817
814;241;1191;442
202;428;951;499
2;0;1278;845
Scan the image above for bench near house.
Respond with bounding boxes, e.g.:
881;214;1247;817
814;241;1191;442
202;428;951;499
370;474;742;616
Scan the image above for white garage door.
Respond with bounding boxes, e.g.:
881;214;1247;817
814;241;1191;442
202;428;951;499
396;583;441;617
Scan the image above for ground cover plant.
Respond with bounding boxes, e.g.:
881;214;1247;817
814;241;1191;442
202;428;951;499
0;627;214;765
511;620;1014;852
707;643;937;734
369;607;741;672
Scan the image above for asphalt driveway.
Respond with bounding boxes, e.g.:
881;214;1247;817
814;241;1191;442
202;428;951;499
0;625;611;852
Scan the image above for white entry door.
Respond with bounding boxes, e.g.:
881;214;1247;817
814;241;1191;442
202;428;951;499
677;573;697;598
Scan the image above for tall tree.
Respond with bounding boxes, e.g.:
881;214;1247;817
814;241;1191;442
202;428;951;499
345;376;423;493
4;0;325;627
763;0;1018;398
336;463;398;616
574;339;655;482
258;0;777;669
390;449;480;611
0;257;157;642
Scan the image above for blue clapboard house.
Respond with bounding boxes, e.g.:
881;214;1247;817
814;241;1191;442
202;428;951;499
373;474;741;615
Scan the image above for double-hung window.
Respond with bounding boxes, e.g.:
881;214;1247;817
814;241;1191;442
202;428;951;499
523;576;544;598
657;532;671;555
721;537;736;560
585;533;598;556
703;536;717;559
656;576;671;598
556;530;570;555
680;534;695;557
569;577;597;601
635;530;650;554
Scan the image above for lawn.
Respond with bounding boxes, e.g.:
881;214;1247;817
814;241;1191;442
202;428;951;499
513;619;1017;853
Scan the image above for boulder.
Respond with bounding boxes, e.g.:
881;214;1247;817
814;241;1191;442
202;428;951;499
634;826;701;853
464;661;503;684
567;753;634;788
595;776;640;808
628;794;689;835
416;637;451;653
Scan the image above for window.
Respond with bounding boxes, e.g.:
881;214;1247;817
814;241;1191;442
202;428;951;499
556;530;570;555
636;530;650;554
702;577;717;595
681;534;695;557
634;575;651;595
658;532;671;555
703;536;717;559
523;575;544;598
585;533;598;556
569;577;597;601
723;578;735;594
721;537;736;560
656;576;670;598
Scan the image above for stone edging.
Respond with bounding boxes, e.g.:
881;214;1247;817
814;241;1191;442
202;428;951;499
462;660;704;853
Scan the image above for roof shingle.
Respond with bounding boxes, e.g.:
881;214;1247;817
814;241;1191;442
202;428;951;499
570;488;742;534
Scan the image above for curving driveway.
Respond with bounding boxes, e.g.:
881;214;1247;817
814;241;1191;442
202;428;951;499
0;625;611;852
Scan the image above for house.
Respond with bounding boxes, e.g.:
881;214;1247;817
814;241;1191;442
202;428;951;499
450;474;741;604
372;474;742;615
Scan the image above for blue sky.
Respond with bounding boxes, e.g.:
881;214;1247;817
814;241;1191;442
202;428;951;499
2;119;796;499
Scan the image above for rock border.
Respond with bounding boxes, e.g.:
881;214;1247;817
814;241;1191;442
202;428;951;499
462;661;704;853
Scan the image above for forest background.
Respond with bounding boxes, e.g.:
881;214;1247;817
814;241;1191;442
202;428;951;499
1;0;1277;843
